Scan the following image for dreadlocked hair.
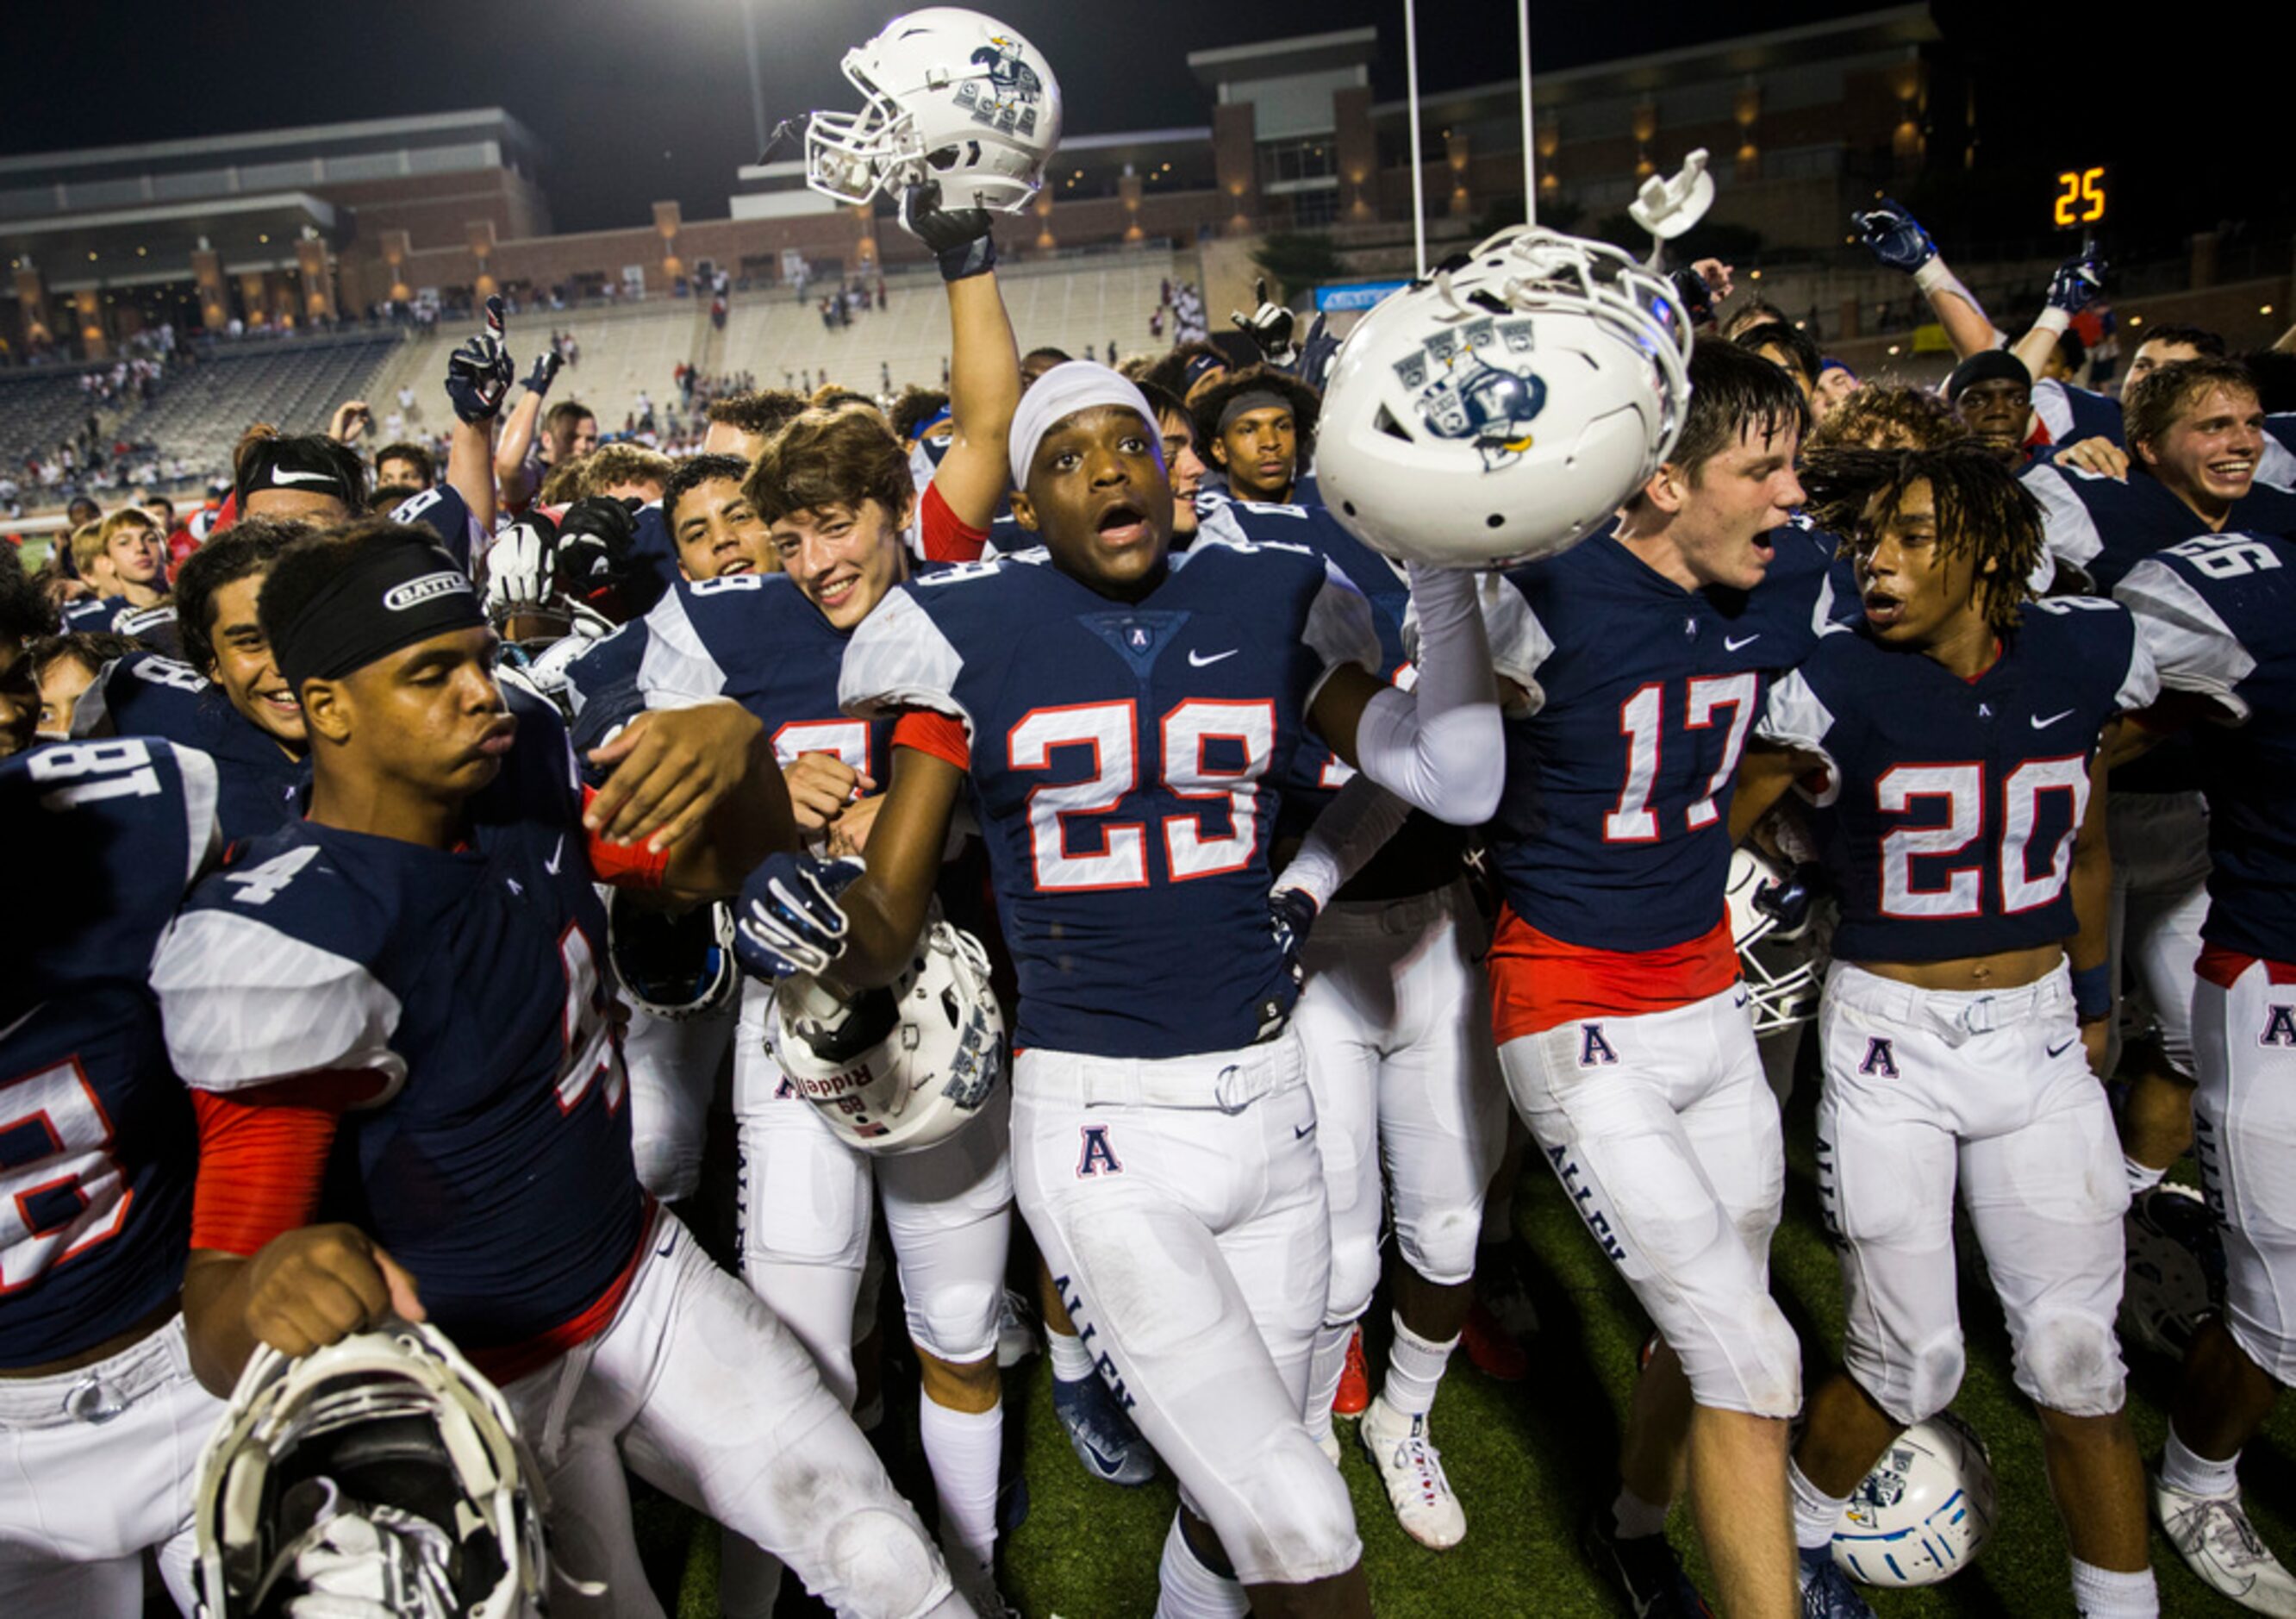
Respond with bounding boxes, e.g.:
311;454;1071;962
1800;446;2043;637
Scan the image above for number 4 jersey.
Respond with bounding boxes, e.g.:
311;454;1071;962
1759;600;2157;963
0;738;219;1367
839;536;1382;1060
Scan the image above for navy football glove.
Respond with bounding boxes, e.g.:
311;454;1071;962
444;296;515;423
1269;886;1320;989
1754;861;1824;943
1850;198;1937;274
735;854;864;980
1669;267;1717;328
901;182;997;282
2046;251;2106;316
552;497;639;606
521;347;563;398
1230;278;1299;366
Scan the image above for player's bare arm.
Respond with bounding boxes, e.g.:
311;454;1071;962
910;182;1020;532
1727;739;1823;846
583;696;791;870
2067;747;2116;1072
184;1222;423;1395
820;741;967;991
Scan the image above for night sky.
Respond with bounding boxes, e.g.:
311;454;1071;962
7;1;2281;252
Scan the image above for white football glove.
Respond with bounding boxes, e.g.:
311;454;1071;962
482;516;558;618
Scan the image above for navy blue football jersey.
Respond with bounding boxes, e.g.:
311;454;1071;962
59;596;176;653
2259;414;2296;491
1476;528;1834;952
0;739;218;1366
623;500;680;614
1761;600;2156;964
2118;531;2296;964
2022;462;2296;591
73;652;307;843
388;483;484;574
154;693;646;1360
2031;378;2124;453
840;536;1382;1059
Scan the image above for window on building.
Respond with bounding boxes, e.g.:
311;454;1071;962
1259;139;1338;188
1291;190;1339;227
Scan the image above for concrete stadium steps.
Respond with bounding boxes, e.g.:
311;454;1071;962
0;371;121;480
124;334;402;474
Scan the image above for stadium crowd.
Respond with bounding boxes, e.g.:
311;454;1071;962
11;10;2296;1619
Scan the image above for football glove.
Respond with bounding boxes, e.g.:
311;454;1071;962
1752;861;1823;943
521;347;563;398
443;296;515;423
552;496;639;606
273;1478;460;1619
2046;250;2106;316
1230;278;1299;366
1669;266;1717;328
735;854;864;980
1850;197;1937;274
901;181;998;282
1269;886;1320;989
481;510;558;619
1295;312;1341;393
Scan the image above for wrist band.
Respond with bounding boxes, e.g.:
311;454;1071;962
2070;962;2112;1022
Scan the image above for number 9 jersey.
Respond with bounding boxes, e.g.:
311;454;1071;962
839;537;1382;1060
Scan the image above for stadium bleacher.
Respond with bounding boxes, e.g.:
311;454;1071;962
0;368;128;484
123;331;402;477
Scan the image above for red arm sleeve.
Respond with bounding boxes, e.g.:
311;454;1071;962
918;481;989;565
580;784;672;887
892;709;970;771
188;1072;385;1256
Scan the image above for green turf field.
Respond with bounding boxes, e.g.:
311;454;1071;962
645;1070;2291;1616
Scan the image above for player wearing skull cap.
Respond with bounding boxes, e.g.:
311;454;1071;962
733;359;1506;1616
153;522;976;1618
1738;447;2161;1619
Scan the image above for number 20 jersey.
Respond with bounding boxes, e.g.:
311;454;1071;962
0;738;217;1367
839;537;1383;1060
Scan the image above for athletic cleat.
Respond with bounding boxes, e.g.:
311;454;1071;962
1462;1296;1531;1381
1051;1372;1157;1487
2154;1475;2296;1616
1359;1397;1466;1550
1581;1503;1715;1618
995;1286;1039;1369
1798;1547;1876;1618
1332;1323;1371;1418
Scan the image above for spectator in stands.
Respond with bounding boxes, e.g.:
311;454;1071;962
1191;364;1319;505
664;453;777;581
27;629;139;741
0;546;53;758
702;391;809;463
233;428;366;523
374;441;436;492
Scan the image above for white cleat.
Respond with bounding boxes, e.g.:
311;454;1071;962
1358;1396;1467;1551
2156;1475;2296;1616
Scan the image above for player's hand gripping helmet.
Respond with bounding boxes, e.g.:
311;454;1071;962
194;1322;547;1619
1725;846;1826;1036
805;8;1061;215
607;889;740;1022
1316;225;1694;569
1831;1410;1998;1588
770;920;1005;1153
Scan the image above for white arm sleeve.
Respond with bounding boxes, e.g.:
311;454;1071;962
1348;563;1503;826
1273;775;1414;910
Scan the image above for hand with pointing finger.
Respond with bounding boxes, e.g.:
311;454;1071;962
445;295;515;423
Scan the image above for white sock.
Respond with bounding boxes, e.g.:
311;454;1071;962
1379;1311;1458;1420
1154;1516;1249;1619
2124;1156;2167;1196
1304;1319;1356;1442
919;1397;1002;1577
1612;1486;1670;1541
1788;1458;1850;1552
1046;1323;1094;1384
2161;1425;2241;1499
2069;1557;2158;1618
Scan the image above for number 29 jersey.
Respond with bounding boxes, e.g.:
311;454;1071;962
839;538;1382;1060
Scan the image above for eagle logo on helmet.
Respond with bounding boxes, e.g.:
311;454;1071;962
1394;315;1548;471
954;38;1042;135
1846;1448;1916;1522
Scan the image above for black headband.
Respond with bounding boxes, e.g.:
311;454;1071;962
238;437;355;506
1182;352;1227;390
272;541;484;693
1216;389;1294;434
1944;349;2031;402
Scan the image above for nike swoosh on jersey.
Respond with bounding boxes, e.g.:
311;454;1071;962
2046;1036;2079;1059
1294;1121;1317;1139
1725;633;1761;652
2031;709;2076;728
267;468;341;485
1188;648;1240;667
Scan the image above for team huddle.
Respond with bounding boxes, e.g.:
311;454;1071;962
6;9;2296;1618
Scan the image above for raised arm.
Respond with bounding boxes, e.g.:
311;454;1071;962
493;349;563;512
1850;197;2003;359
2010;250;2106;381
441;297;516;540
904;184;1020;533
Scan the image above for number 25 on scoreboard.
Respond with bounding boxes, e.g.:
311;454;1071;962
2054;166;2107;229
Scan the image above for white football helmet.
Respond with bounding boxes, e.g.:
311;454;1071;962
1315;225;1694;569
607;890;739;1022
195;1322;546;1619
804;9;1061;215
2121;1182;2223;1360
770;919;1006;1154
1725;846;1826;1037
1831;1410;1998;1588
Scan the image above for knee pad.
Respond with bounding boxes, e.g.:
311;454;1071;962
1856;1328;1966;1428
1684;1295;1803;1420
1394;1198;1483;1289
814;1506;947;1617
1195;1428;1362;1586
2016;1309;2126;1418
904;1276;1001;1366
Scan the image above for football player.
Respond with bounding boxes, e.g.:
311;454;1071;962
733;360;1505;1616
0;548;56;758
702;388;809;463
2116;528;2296;1612
153;524;970;1618
0;735;225;1615
1739;447;2161;1619
1191;365;1319;506
664;453;777;581
1473;341;1826;1617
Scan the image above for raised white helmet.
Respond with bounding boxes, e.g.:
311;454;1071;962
1316;225;1694;569
770;920;1006;1154
805;8;1062;215
2120;1182;2223;1360
1831;1410;1998;1588
1725;846;1826;1036
195;1322;546;1619
607;890;739;1022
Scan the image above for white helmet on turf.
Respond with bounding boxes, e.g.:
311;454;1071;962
770;920;1005;1154
1831;1410;1998;1588
194;1322;546;1618
1725;846;1825;1036
804;8;1061;215
1316;225;1694;569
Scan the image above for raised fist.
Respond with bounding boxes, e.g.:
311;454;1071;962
900;182;997;282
